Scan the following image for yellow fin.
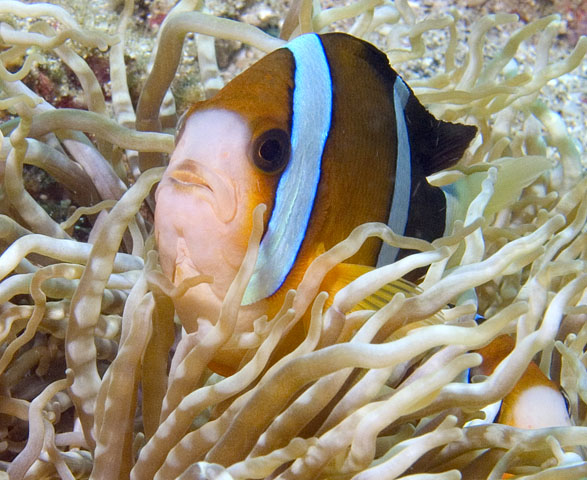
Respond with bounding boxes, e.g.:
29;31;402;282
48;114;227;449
320;263;422;311
316;263;445;340
356;276;421;311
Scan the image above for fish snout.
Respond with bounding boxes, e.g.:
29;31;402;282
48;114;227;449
161;159;237;224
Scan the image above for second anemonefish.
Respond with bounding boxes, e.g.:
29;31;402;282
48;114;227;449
462;334;575;478
154;33;477;374
472;334;572;430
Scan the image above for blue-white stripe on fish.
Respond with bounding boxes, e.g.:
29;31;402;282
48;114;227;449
242;34;333;305
376;76;411;267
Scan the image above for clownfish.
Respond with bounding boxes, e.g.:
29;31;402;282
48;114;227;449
154;33;477;374
472;334;572;430
462;334;576;478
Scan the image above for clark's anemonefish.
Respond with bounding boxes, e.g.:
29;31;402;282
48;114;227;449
473;334;572;430
154;33;477;374
462;334;575;478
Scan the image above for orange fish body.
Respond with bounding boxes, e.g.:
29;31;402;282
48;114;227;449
155;33;476;373
469;335;574;477
475;334;571;429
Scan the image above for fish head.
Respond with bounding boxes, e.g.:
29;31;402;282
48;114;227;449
155;45;294;334
154;106;290;330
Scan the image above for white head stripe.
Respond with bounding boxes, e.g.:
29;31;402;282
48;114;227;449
242;34;332;305
376;76;411;267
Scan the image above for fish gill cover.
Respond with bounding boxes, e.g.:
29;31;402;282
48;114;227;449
0;0;586;479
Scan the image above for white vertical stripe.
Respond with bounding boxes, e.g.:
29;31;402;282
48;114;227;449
377;76;411;267
242;34;332;305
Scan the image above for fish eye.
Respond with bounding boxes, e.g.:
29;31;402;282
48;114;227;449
251;128;291;174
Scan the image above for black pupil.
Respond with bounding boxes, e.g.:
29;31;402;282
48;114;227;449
259;138;282;164
253;128;290;173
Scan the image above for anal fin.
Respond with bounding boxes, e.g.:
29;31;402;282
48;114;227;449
320;263;423;311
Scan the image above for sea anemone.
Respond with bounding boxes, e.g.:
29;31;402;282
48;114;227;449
0;0;586;479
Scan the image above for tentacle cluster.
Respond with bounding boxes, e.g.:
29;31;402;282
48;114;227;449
0;0;585;479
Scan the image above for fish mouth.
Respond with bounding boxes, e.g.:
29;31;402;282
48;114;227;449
165;159;237;223
170;169;213;192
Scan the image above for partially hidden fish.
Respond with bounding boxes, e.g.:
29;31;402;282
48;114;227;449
472;334;572;430
154;32;477;374
463;334;576;478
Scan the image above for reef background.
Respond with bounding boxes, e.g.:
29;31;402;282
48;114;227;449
15;0;587;139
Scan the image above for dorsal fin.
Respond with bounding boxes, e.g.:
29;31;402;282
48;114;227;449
404;96;477;176
318;32;477;176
